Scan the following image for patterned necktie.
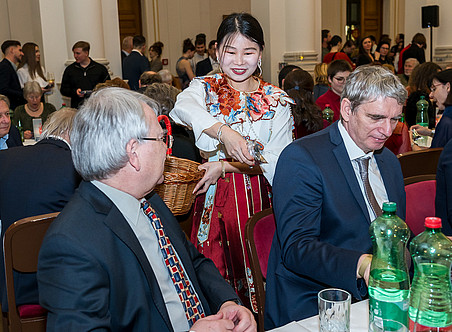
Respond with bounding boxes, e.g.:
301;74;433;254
141;200;205;327
356;157;383;217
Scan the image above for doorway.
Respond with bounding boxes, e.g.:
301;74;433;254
118;0;143;42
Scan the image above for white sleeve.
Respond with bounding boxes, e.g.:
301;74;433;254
17;68;28;88
259;103;294;185
170;79;221;152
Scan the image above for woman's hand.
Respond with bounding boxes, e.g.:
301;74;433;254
410;124;432;137
221;126;254;166
23;130;32;139
193;162;223;195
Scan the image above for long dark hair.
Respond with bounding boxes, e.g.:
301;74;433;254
182;39;195;53
18;42;46;81
408;62;441;93
284;69;323;132
217;13;264;57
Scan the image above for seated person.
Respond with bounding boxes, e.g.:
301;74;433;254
265;65;407;329
436;139;452;235
94;77;130;91
137;71;162;93
37;88;256;331
0;94;22;149
13;81;56;139
0;107;81;312
316;60;352;122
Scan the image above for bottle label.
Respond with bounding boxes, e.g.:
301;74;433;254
369;291;409;331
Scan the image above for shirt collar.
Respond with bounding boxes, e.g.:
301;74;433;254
338;120;374;161
92;180;142;226
6;59;17;71
0;134;9;150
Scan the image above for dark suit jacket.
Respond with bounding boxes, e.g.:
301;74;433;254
5;125;23;148
122;50;150;90
436;139;452;235
264;121;406;329
195;57;213;77
0;138;81;311
37;181;239;331
0;59;26;110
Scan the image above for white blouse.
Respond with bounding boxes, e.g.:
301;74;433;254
17;64;48;88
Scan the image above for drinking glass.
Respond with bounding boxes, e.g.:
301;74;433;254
47;72;55;87
318;288;351;332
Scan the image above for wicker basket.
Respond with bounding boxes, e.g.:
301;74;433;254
154;155;204;215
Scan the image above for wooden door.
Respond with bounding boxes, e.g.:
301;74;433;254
360;0;382;40
118;0;142;42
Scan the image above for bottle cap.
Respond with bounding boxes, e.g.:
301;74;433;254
425;217;441;228
325;104;330;107
382;202;397;213
420;95;425;100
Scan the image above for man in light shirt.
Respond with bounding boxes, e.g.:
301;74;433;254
37;88;256;332
195;40;219;76
265;65;407;329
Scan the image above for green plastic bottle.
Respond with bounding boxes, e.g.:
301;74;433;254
409;217;452;332
416;95;429;128
17;120;24;142
322;104;334;124
368;202;410;332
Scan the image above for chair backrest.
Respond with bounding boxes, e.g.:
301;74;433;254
397;148;443;185
245;208;275;332
405;179;436;236
4;212;58;332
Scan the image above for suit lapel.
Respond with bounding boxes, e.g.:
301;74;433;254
330;123;371;223
80;182;174;331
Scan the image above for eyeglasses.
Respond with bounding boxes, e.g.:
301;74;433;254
333;76;347;83
141;129;173;149
380;47;389;50
430;84;443;93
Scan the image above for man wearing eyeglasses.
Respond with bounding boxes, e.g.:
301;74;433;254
316;59;353;123
37;88;256;332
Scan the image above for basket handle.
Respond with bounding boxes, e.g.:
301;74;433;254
157;114;172;155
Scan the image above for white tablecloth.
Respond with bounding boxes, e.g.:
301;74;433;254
267;300;369;332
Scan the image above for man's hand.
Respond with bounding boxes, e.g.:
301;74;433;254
410;124;432;137
218;301;257;332
190;312;234;331
76;88;84;98
357;254;372;286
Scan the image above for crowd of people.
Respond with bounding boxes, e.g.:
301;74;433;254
1;12;452;332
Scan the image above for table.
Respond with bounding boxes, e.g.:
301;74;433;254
268;300;369;332
23;139;37;146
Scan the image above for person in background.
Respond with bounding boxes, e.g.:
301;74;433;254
17;42;51;94
323;35;354;68
144;83;201;163
149;41;163;72
176;38;196;90
93;77;131;91
374;39;393;66
316;59;352;122
284;69;327;139
60;41;110;108
265;65;407;329
196;40;219;77
356;36;375;66
405;62;441;128
435;139;452;235
313;63;329;101
158;69;173;85
0;40;26;110
191;33;208;71
401;33;426;71
37;87;255;332
321;29;332;60
0;107;81;313
122;35;151;91
411;69;452;148
170;13;293;311
121;36;133;62
136;71;162;93
0;95;22;150
278;64;301;89
397;57;419;87
341;40;356;65
390;33;404;72
13;81;57;139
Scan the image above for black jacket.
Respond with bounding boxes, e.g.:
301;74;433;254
60;58;110;108
0;59;26;110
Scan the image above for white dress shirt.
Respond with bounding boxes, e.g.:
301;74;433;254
338;121;389;220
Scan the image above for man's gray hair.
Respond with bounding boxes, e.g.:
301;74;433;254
71;87;161;181
158;69;173;84
0;95;10;108
342;65;407;112
40;107;77;140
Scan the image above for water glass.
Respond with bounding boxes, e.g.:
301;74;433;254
318;288;351;332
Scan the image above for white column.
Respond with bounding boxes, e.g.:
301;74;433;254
251;0;320;85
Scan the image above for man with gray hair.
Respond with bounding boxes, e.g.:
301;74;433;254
265;65;407;329
0;107;81;313
37;88;256;331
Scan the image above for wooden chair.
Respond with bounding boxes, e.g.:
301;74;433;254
397;148;443;185
4;212;59;332
245;208;275;332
